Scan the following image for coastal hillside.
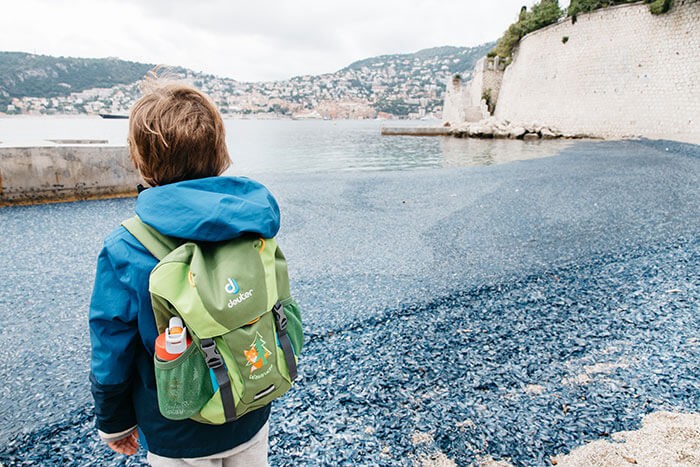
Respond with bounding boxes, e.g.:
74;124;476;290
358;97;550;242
335;45;492;117
0;52;153;109
1;43;493;119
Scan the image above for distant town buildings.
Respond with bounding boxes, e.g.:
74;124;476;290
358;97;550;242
5;48;481;119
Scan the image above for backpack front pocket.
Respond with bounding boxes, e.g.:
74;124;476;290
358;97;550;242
218;312;293;413
153;343;214;420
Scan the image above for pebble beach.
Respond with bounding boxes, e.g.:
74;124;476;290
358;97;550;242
0;138;698;465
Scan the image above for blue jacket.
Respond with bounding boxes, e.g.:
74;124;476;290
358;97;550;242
89;176;280;458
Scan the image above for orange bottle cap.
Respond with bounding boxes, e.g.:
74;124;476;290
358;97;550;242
155;333;191;361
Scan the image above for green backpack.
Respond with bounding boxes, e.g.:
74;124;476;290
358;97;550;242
122;216;303;425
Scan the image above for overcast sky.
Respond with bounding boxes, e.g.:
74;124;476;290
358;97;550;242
2;0;571;82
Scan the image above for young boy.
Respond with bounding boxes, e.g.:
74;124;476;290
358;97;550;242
88;81;278;465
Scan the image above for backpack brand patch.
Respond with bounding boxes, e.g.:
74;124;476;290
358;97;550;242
228;289;254;308
225;278;240;294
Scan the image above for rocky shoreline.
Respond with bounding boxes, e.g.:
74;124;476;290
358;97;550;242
448;118;599;140
381;118;607;140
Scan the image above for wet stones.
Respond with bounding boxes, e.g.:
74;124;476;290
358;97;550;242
450;119;594;140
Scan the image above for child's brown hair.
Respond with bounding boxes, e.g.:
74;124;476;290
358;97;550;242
128;80;230;186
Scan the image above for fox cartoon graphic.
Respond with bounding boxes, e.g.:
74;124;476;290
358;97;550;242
244;347;263;371
244;333;272;374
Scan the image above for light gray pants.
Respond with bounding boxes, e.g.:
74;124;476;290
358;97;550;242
146;422;269;467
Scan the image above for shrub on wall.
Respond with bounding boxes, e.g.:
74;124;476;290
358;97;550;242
491;0;676;62
647;0;673;15
567;0;673;17
490;1;563;60
567;0;633;17
482;88;495;114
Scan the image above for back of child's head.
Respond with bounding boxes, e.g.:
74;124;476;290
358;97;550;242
128;75;230;186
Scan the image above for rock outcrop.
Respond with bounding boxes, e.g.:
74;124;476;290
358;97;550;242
450;118;594;140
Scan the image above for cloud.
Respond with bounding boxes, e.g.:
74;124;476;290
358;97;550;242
1;0;568;81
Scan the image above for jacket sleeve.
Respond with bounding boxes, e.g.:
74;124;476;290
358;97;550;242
88;243;139;439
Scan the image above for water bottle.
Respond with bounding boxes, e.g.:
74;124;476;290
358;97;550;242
155;317;191;361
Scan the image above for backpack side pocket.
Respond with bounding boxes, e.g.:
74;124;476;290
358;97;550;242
280;297;303;355
154;343;213;420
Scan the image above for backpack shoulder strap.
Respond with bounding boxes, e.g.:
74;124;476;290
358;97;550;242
122;216;180;261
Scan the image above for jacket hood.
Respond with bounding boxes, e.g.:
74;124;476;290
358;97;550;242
135;176;280;241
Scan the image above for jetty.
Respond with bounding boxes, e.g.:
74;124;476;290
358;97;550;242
0;142;139;206
380;126;451;136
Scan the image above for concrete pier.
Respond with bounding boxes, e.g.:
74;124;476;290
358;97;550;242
380;126;451;136
0;145;140;206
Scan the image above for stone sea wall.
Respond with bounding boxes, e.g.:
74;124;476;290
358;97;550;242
442;57;507;125
442;76;482;124
0;145;140;206
494;1;700;144
469;56;505;115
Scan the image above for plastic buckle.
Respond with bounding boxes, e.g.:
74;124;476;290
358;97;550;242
272;302;287;332
200;338;224;369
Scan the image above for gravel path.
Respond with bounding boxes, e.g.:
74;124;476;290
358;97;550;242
0;139;698;466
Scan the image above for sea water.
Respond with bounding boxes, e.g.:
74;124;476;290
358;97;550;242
0;116;572;173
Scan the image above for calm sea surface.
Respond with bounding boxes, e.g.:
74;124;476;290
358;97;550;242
0;116;573;174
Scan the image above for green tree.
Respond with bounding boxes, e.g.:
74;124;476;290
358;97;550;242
647;0;672;15
523;0;563;31
490;0;563;60
568;0;673;17
253;334;271;366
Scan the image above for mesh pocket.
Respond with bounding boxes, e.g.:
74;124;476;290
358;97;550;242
281;297;303;355
154;343;213;420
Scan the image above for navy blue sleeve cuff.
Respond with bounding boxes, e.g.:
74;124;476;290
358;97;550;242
89;372;137;435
